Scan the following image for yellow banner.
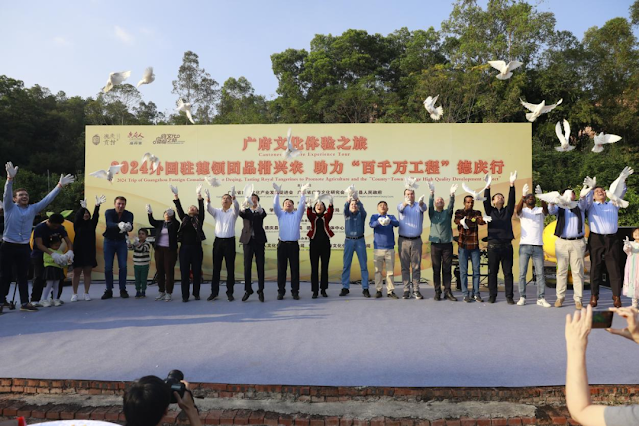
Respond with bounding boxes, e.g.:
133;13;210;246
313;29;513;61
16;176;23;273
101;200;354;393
85;124;532;282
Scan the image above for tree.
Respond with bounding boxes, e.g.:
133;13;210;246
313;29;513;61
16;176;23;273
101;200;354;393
214;77;272;124
171;51;219;124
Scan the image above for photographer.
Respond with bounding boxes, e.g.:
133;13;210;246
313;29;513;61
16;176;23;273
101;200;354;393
565;305;639;425
123;375;201;426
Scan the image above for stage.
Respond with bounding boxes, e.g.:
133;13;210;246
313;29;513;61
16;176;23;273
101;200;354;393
0;282;636;388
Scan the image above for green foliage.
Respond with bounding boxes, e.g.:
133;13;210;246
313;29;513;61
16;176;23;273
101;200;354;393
171;51;219;124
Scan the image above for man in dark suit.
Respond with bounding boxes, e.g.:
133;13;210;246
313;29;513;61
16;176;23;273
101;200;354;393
239;193;267;302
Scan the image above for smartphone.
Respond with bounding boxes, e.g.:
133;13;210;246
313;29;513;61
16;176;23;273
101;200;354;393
591;311;613;329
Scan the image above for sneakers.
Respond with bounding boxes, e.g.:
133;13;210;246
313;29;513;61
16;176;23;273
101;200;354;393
537;298;551;308
402;291;410;299
53;299;62;307
339;288;349;297
517;297;526;306
20;303;38;312
120;290;129;299
463;296;472;303
575;301;583;310
165;293;172;302
555;298;564;308
375;291;382;298
40;299;52;308
387;292;399;299
414;291;423;300
84;293;91;301
363;289;371;298
70;294;78;302
101;290;113;300
474;295;484;303
155;292;166;301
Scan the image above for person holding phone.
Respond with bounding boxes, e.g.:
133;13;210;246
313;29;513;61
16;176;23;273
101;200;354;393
565;305;639;425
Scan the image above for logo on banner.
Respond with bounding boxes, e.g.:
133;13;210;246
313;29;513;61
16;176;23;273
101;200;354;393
103;133;120;146
153;134;184;145
128;131;145;146
92;135;100;145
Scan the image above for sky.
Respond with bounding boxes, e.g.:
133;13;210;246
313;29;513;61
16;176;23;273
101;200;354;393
0;0;636;115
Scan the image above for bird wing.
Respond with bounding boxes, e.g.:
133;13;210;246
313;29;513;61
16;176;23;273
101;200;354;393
243;183;254;199
318;194;332;205
535;191;560;204
176;99;185;111
461;183;478;197
563;119;570;141
608;175;624;199
600;134;622;144
423;96;434;109
482;174;492;191
110;71;131;85
108;164;123;176
287;128;293;150
142;67;154;80
205;176;221;187
141;152;151;164
488;60;506;72
89;170;108;179
555;121;566;145
541;99;563;113
520;99;538;112
506;61;523;72
185;109;195;124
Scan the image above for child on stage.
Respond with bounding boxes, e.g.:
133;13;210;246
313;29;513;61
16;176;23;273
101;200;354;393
623;228;639;309
40;236;67;307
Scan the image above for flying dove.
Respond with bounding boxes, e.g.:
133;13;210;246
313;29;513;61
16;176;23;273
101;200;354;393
461;174;492;201
141;152;160;172
204;176;221;187
606;167;633;208
554;120;575;152
283;128;301;159
423;95;443;121
137;67;155;88
89;164;123;183
404;177;419;190
176;99;195;124
520;98;563;122
534;186;577;209
103;71;131;93
487;60;523;80
592;132;622;153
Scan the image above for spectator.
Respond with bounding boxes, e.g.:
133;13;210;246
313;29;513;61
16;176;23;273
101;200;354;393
71;196;106;302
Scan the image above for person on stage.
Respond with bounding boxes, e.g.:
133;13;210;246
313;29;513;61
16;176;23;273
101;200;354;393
515;184;551;307
1;162;74;311
306;194;334;299
369;201;399;299
174;185;206;302
623;228;639;309
428;183;458;301
101;196;134;300
397;183;427;299
454;196;489;303
273;183;308;300
548;187;589;310
71;195;106;302
583;167;633;308
146;201;180;302
483;172;517;304
206;186;240;301
340;192;369;297
239;193;267;302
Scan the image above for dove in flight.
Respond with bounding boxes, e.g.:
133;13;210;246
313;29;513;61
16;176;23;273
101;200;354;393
487;60;523;80
89;164;123;183
554;119;575;152
176;99;195;124
141;152;160;172
103;71;131;93
520;98;563;122
606;167;633;208
461;174;492;201
283;128;301;159
137;67;155;88
204;175;221;187
423;95;443;121
404;177;419;190
591;132;622;153
535;186;577;209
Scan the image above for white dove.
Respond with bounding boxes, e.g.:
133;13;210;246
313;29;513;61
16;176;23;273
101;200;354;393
461;174;492;201
606;167;633;208
141;152;160;172
535;187;577;209
404;177;419;190
243;183;254;205
176;99;195;124
204;176;221;187
345;184;357;199
423;95;443;121
520;98;563;122
283;128;301;159
103;71;131;93
487;60;523;80
592;132;622;153
89;164;123;183
137;67;155;88
554;119;575;152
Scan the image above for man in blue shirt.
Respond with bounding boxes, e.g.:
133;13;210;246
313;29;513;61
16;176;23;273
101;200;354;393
369;201;399;299
1;162;74;311
397;187;427;299
101;196;134;300
341;195;369;297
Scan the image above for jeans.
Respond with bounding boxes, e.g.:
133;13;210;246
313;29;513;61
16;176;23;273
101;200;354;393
104;239;128;291
518;244;546;299
458;247;480;297
341;238;369;289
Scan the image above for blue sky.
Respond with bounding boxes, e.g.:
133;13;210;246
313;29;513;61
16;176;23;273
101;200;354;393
0;0;635;115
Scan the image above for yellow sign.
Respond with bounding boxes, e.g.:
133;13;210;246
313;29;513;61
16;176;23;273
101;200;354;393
85;124;532;281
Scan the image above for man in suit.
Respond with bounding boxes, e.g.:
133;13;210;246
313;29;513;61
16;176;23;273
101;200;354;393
239;193;267;302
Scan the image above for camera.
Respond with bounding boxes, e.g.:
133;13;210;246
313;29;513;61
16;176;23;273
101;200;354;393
164;369;186;403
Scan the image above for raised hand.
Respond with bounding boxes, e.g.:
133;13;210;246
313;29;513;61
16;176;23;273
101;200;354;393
146;204;153;214
428;182;435;193
80;199;87;209
482;216;492;223
583;176;596;188
300;183;311;193
509;171;518;185
196;184;203;197
5;162;18;178
59;174;75;187
450;184;458;195
170;185;179;196
522;184;529;196
95;195;106;206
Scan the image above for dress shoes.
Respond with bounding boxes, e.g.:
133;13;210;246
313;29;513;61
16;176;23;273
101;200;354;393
257;290;264;302
242;291;253;302
362;289;371;298
277;294;284;300
339;288;349;297
590;294;598;307
613;296;622;308
434;293;441;301
292;293;300;300
321;290;328;297
445;292;458;302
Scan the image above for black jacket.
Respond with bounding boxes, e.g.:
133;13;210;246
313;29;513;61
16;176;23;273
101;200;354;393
175;198;206;243
239;207;267;245
483;186;515;242
148;212;180;250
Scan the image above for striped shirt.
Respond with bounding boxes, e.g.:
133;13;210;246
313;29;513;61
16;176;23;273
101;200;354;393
274;193;306;241
397;201;427;238
132;241;152;266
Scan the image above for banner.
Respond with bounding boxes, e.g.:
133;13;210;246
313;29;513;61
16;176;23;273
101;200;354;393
85;124;532;282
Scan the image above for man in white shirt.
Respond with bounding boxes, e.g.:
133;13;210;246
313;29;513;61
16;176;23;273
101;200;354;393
206;189;240;301
515;184;551;307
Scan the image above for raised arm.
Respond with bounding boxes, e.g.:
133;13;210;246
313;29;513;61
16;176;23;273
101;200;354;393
232;198;240;219
428;195;435;219
515;197;525;216
296;193;306;221
32;184;61;213
325;204;334;221
507;185;516;216
344;200;352;218
273;193;282;218
174;198;186;220
483;188;492;214
3;180;13;213
198;198;205;224
446;194;455;216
